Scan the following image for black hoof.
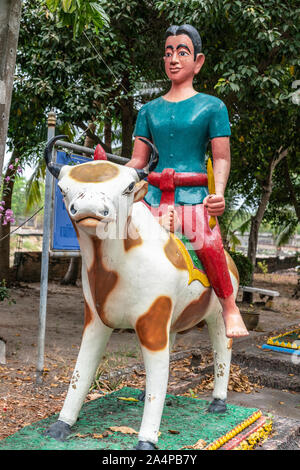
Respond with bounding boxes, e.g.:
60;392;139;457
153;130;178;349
44;420;71;441
134;440;157;450
208;398;227;413
138;390;145;401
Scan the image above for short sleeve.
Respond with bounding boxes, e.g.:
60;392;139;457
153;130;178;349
208;101;231;139
133;105;152;140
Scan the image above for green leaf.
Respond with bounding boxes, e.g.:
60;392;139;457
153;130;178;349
46;0;60;11
62;0;73;13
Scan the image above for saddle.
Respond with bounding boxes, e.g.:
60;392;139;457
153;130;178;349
171;232;210;288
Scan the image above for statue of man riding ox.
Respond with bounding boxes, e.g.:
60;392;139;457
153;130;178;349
44;135;239;450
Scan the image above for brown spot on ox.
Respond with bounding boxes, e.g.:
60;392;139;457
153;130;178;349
87;238;118;328
83;300;93;329
164;236;187;271
124;216;143;252
69;162;119;183
136;296;172;351
171;289;212;333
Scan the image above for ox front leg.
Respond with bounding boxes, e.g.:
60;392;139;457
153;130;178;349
205;308;232;413
134;296;173;450
137;332;176;404
45;314;112;441
135;345;170;450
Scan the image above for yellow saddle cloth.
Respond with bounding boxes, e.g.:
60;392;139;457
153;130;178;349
170;233;210;287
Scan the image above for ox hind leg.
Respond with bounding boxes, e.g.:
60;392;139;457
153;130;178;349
45;313;112;441
205;307;232;413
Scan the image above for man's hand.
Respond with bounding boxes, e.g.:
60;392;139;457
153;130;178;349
203;194;225;216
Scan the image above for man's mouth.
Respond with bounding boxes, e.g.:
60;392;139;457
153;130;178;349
169;68;181;73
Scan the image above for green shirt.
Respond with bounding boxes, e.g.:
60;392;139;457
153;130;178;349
133;93;231;206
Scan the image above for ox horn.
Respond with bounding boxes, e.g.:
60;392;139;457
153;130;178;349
44;134;68;178
135;137;159;180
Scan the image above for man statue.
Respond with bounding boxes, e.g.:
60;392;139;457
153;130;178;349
127;24;248;338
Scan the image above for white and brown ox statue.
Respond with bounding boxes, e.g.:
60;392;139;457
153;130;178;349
44;135;239;450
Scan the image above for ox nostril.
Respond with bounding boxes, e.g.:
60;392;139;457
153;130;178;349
70;204;77;215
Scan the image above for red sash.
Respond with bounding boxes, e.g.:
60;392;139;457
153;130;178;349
147;169;208;207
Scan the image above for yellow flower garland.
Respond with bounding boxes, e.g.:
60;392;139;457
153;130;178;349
205;410;263;450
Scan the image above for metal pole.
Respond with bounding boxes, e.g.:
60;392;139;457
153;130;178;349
36;110;56;384
54;139;130;165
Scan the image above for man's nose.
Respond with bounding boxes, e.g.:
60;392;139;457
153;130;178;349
170;51;179;64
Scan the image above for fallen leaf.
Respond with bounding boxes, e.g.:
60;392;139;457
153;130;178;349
168;429;180;434
182;439;207;450
117;397;139;402
109;426;138;435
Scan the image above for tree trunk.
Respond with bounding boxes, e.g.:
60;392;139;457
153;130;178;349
283;155;300;222
0;0;22;176
60;256;80;286
0;150;17;284
83;122;96;154
104;119;112;154
243;148;288;302
120;74;134;159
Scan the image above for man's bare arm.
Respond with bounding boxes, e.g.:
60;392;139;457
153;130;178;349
203;136;231;216
126;136;151;169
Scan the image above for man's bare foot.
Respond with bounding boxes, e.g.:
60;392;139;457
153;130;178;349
222;307;249;338
158;206;180;233
219;295;249;338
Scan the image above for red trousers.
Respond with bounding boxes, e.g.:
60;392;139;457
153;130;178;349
143;202;233;299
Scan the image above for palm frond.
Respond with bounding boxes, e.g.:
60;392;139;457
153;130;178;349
274;220;298;247
25;159;46;212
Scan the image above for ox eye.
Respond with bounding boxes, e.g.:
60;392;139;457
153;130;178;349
58;187;66;197
123;182;135;194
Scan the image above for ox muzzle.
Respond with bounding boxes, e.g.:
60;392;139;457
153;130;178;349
68;190;116;225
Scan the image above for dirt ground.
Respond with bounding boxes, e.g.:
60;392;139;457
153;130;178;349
0;270;299;442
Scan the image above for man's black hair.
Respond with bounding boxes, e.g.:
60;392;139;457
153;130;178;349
165;24;202;61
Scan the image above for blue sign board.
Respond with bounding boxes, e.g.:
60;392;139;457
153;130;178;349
52;151;91;251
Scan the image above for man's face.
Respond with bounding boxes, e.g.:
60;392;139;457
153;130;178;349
163;34;203;84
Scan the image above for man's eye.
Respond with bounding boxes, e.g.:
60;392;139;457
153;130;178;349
179;51;188;56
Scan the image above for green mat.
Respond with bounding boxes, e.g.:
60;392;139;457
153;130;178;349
0;387;260;450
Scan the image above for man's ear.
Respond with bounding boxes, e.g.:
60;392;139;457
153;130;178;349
194;53;205;75
133;180;148;202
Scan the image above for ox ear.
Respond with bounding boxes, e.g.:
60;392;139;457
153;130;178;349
133;180;148;202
